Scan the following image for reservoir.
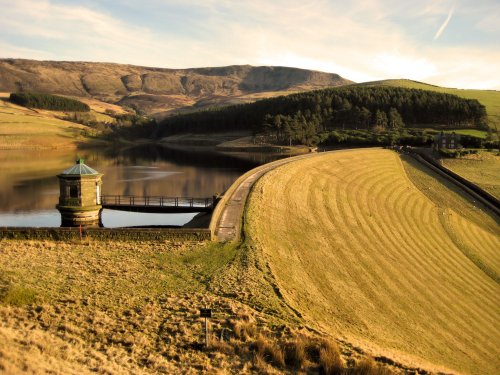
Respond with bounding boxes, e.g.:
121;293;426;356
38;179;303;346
0;145;278;227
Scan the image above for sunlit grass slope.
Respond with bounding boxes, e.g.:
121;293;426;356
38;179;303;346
246;148;500;375
0;96;88;149
358;79;500;130
0;240;243;373
441;150;500;200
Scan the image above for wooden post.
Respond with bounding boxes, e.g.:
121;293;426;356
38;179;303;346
200;307;212;349
205;315;209;348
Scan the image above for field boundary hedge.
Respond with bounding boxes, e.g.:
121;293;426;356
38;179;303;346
0;227;210;241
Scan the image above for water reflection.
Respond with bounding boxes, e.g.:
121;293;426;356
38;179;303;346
0;145;279;227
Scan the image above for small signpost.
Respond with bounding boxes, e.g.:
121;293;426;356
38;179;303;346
200;307;212;348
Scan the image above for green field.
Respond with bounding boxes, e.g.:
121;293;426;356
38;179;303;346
441;150;500;199
0;96;89;149
442;129;489;138
358;79;500;130
245;149;500;375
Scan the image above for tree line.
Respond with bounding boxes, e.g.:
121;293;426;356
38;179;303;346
157;86;488;145
9;92;90;112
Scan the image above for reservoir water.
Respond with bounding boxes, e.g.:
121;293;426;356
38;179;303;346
0;145;278;227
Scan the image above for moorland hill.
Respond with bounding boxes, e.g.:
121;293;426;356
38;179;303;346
0;59;352;118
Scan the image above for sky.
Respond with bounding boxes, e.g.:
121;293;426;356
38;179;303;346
0;0;499;90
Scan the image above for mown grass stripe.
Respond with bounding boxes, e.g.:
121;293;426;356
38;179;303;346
246;149;500;375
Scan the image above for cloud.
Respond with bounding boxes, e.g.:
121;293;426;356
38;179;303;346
0;0;498;89
0;41;54;60
425;46;500;89
373;53;437;80
434;3;455;40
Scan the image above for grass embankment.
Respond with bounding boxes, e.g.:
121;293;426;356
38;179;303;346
360;80;500;130
0;95;89;149
440;150;500;199
245;148;500;375
0;239;395;374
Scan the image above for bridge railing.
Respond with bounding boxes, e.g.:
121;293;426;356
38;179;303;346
101;195;213;208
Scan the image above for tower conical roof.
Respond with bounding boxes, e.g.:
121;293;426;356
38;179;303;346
60;159;99;175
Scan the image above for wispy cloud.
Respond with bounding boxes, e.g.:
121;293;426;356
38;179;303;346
434;3;455;40
0;0;498;89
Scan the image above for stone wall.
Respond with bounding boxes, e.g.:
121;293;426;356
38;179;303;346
0;227;211;241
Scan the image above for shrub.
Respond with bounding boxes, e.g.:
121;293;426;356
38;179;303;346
209;337;234;355
232;320;256;341
1;284;37;306
284;335;307;369
253;334;286;368
318;339;344;375
439;148;479;158
351;357;392;375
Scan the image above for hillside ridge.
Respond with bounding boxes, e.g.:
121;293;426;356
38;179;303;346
0;59;352;117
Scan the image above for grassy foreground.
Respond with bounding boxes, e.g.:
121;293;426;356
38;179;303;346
0;238;399;374
245;148;499;375
0;240;266;374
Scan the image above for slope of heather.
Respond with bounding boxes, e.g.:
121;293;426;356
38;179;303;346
245;148;500;375
0;59;352;117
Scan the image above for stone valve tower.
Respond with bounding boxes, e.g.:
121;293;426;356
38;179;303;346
56;159;103;227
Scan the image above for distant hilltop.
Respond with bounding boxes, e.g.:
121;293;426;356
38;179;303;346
0;59;353;118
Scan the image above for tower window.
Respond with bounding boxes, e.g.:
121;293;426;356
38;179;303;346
69;185;79;198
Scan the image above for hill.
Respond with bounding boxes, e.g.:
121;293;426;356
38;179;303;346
0;93;91;149
0;59;352;118
157;86;488;146
245;148;499;374
357;79;500;131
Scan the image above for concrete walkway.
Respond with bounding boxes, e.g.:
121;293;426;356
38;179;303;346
214;153;322;242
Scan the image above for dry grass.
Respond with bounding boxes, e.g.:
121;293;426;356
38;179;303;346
351;357;394;375
440;150;500;199
0;240;246;373
233;319;257;341
319;339;344;375
284;335;307;369
245;148;499;375
253;334;286;368
0;237;403;374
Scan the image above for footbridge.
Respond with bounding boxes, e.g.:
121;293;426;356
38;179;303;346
101;195;216;213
